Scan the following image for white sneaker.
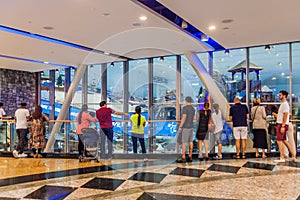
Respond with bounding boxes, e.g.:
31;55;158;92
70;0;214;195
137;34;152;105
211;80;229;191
214;155;222;160
18;153;27;158
274;158;285;163
13;150;19;158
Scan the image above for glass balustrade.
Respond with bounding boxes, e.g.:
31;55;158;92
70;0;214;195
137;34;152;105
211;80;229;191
0;119;299;154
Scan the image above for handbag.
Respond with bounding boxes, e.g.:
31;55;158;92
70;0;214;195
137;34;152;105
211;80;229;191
208;123;215;132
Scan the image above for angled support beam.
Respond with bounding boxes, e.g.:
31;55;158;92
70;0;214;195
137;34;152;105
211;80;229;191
184;51;230;118
45;64;88;152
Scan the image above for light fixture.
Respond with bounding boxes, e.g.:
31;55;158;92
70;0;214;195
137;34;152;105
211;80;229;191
201;34;209;41
265;45;271;51
110;62;114;67
224;49;230;55
104;52;110;55
208;25;216;30
139;16;147;21
159;56;164;61
181;20;188;29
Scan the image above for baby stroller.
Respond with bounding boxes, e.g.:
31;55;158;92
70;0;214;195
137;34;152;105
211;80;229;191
79;128;100;162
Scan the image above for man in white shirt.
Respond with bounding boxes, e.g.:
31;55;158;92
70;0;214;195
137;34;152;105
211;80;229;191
272;90;297;163
0;102;6;118
13;103;30;158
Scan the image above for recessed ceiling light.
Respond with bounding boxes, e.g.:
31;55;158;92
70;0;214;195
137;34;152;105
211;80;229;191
43;26;54;30
44;61;49;64
132;22;141;27
102;13;110;17
222;19;234;23
104;52;110;55
208;25;216;31
139;16;147;21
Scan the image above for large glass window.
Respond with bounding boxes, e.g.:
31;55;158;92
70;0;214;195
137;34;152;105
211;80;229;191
249;44;289;103
107;62;124;153
181;54;207;107
128;59;149;153
152;56;177;153
87;64;101;112
213;49;246;103
40;70;50;115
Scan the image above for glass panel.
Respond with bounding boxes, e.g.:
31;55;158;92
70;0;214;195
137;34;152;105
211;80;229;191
249;44;289;152
213;49;246;103
71;67;82;120
128;59;149;153
152;56;176;153
108;62;124;154
181;55;207;104
41;70;51;116
54;69;65;119
87;64;101;112
292;43;300;152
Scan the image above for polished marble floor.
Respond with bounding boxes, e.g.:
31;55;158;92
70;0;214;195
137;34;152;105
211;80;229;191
0;155;299;200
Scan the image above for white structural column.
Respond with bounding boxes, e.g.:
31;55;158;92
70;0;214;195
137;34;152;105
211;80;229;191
45;64;88;152
184;51;230;118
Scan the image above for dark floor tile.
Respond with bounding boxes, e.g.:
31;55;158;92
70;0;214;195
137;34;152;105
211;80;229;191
137;192;235;200
81;177;125;191
243;162;276;171
282;161;300;168
0;165;113;187
24;185;76;200
128;172;167;183
169;167;205;178
207;164;240;174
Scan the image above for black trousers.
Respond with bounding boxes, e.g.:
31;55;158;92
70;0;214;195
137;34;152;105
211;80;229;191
78;135;84;155
16;129;27;154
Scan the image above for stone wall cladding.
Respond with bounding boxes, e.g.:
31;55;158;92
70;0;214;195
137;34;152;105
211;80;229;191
0;69;36;116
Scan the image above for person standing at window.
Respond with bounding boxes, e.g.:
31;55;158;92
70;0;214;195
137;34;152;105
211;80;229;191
196;102;211;160
96;101;128;160
229;97;249;159
130;106;147;161
176;96;195;163
251;98;268;158
211;104;224;160
76;104;98;157
273;90;297;162
29;105;49;158
13;103;30;158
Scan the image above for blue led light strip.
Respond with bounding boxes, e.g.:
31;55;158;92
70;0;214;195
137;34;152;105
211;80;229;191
135;0;225;51
0;25;130;60
0;54;72;68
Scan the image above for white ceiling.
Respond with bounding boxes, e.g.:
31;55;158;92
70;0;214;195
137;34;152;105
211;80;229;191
158;0;300;49
0;0;210;72
1;0;300;72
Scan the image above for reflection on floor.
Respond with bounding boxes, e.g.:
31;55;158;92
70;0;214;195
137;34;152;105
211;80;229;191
0;156;299;200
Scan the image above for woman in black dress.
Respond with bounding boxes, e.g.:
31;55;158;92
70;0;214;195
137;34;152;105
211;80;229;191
196;102;211;160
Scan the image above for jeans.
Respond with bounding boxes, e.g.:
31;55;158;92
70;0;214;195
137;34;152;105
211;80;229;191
132;136;146;158
100;128;113;158
16;129;27;154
